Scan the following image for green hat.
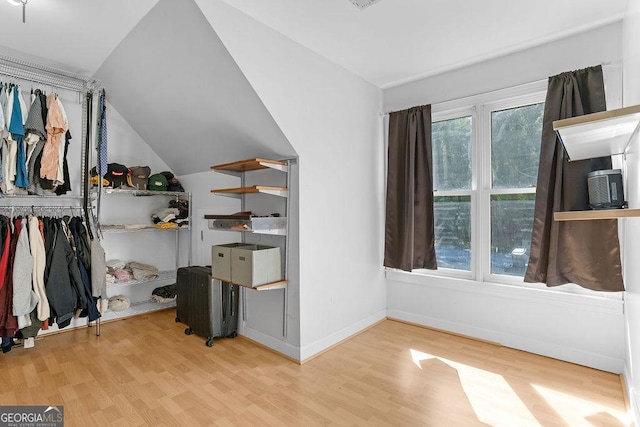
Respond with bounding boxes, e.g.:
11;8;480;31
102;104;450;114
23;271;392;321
148;173;168;191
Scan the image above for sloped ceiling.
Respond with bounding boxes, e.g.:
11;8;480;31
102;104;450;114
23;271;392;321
93;0;296;176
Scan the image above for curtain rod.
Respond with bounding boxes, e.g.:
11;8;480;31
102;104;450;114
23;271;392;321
381;61;621;116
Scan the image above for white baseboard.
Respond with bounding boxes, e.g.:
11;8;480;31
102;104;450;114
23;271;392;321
240;326;301;361
623;363;640;426
387;308;624;374
299;309;387;361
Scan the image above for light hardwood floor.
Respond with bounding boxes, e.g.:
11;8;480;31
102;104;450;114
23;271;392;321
0;309;630;426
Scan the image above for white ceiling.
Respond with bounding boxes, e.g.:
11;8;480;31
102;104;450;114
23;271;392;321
0;0;630;87
220;0;629;88
0;0;158;76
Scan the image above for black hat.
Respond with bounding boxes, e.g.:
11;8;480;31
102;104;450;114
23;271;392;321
105;163;130;188
160;171;184;192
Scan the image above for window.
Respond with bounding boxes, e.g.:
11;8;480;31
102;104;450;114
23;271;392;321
432;115;473;272
429;92;545;283
487;103;543;278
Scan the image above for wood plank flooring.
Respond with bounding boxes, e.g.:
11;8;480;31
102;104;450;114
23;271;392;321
0;309;630;426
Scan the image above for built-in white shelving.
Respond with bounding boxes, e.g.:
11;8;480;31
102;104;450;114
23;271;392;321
553;104;640;221
554;104;640;162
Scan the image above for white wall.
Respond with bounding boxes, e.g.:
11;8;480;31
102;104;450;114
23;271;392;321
195;0;386;360
384;23;626;373
622;0;640;421
385;22;624;110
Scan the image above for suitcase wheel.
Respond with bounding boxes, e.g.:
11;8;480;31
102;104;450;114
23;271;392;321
175;317;180;323
185;327;193;335
206;338;214;347
227;332;237;339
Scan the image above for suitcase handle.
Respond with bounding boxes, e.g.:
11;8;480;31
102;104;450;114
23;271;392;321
230;286;236;317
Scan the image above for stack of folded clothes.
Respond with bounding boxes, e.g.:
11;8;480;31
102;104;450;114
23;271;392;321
106;259;159;283
150;284;177;303
151;199;189;229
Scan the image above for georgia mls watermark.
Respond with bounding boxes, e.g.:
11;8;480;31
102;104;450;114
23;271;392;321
0;406;64;427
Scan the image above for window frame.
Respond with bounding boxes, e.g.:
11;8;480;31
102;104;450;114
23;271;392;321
480;92;547;285
424;88;548;285
426;106;477;280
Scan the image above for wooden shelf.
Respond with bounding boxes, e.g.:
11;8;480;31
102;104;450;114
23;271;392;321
211;185;287;198
212;158;288;173
554;208;640;221
553;104;640;161
211;277;288;291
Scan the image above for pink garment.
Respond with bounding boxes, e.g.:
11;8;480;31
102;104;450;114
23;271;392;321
40;94;67;181
113;269;131;282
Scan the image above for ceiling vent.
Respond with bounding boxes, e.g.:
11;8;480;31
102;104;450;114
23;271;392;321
349;0;383;9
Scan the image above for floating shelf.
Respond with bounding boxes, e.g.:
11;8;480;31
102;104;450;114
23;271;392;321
554;208;640;221
211;185;288;198
102;188;189;197
100;224;189;233
212;158;288;174
205;215;287;235
553;104;640;161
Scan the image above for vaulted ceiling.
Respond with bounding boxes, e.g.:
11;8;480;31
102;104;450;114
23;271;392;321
0;0;630;174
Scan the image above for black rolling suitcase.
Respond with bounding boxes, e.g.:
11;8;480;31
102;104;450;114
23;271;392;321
175;266;239;346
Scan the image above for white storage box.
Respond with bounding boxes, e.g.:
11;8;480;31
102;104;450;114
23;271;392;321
231;244;281;287
211;243;249;281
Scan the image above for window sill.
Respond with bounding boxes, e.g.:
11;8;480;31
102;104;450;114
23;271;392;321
385;268;623;315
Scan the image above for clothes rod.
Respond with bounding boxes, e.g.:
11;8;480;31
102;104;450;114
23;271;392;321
0;206;84;211
0;53;100;92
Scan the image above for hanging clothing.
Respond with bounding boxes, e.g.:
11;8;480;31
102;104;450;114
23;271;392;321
69;216;99;322
27;139;45;195
29;214;49;321
23;89;46;140
44;218;76;329
16;87;27;126
4;84;13;128
54;130;72;195
24;89;47;189
60;219;87;316
9;85;29;188
0;85;5;186
40;93;67;183
0;84;5;133
12;218;37;329
0;216;10;292
54;97;67;187
91;238;107;300
0;218;20;338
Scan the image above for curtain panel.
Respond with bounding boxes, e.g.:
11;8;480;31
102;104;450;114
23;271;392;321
384;105;437;271
524;65;624;292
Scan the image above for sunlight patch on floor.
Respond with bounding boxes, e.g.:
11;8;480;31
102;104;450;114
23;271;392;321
410;349;628;426
531;384;629;426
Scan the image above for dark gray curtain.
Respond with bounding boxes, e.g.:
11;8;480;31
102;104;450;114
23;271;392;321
384;105;437;271
524;65;624;291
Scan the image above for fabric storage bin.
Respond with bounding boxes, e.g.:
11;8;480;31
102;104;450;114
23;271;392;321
231;244;281;287
211;243;249;281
